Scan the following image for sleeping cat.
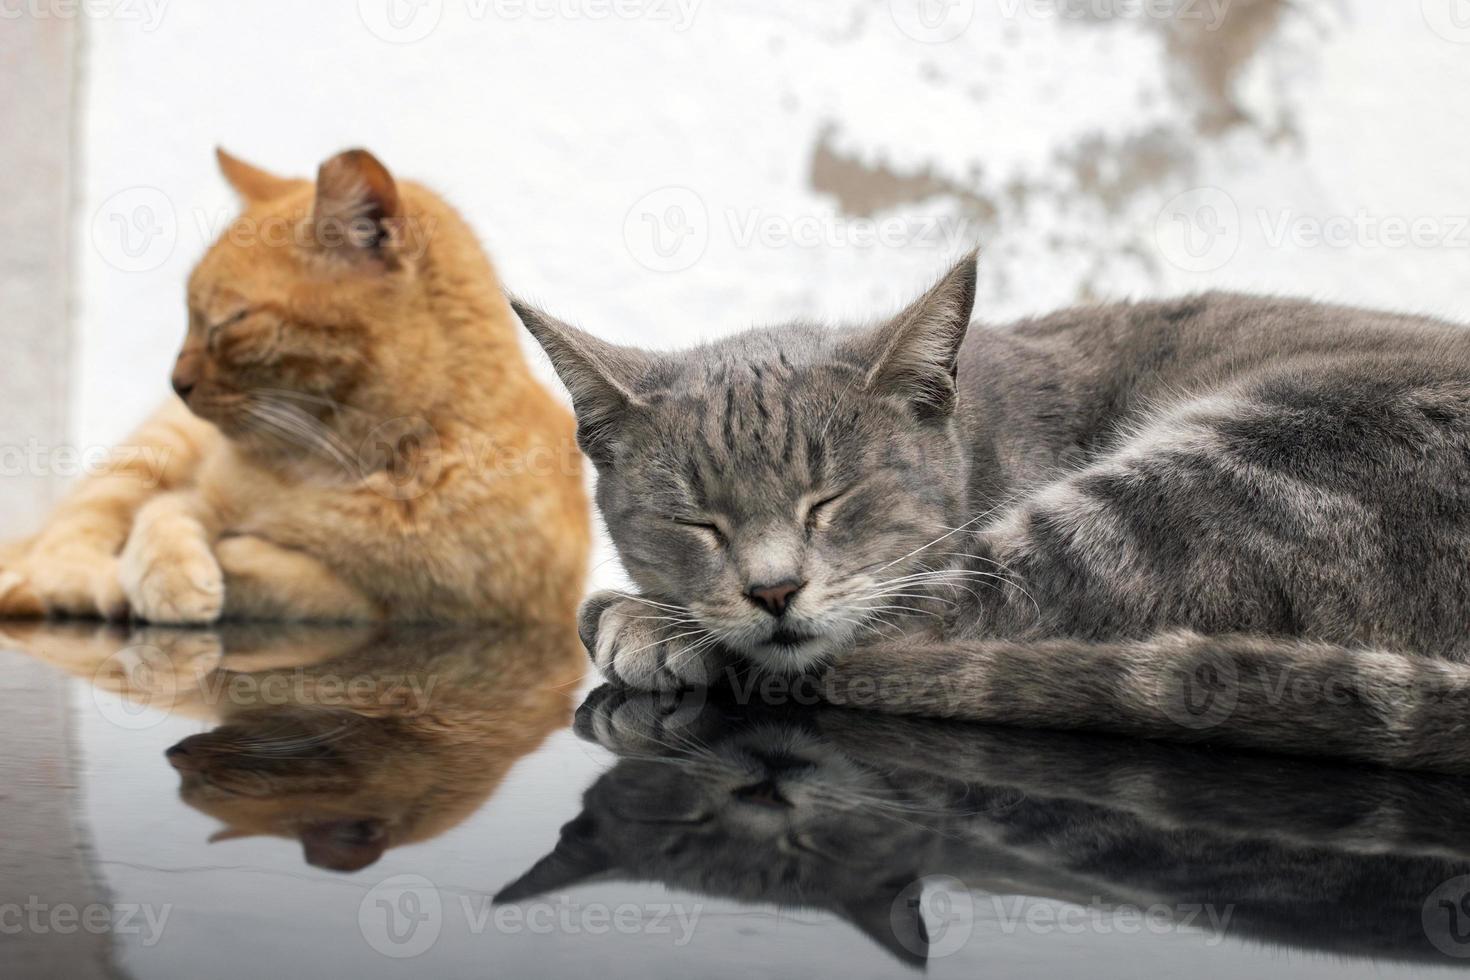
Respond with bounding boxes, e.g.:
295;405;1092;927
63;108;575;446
0;148;588;624
515;252;1470;774
498;687;1470;968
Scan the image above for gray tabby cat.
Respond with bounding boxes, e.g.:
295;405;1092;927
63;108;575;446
514;252;1470;774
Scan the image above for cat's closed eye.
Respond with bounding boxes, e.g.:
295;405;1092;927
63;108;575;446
675;518;727;547
202;308;252;349
804;491;849;532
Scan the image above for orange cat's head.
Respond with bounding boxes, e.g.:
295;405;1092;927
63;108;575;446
174;148;516;463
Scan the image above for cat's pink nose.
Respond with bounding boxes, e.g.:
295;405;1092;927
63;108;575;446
746;580;804;617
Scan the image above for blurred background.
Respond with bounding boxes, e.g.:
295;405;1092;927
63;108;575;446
6;0;1470;533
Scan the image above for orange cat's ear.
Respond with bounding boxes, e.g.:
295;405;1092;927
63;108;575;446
312;148;404;258
215;147;301;203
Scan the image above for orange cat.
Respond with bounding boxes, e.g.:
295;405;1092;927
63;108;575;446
0;149;589;624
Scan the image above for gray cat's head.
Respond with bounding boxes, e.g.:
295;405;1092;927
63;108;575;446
515;253;978;673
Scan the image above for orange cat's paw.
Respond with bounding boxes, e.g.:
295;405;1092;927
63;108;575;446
120;526;225;625
0;570;45;618
0;552;126;620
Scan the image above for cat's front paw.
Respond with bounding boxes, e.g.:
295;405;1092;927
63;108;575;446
578;591;724;691
0;569;45;618
0;550;126;619
119;524;224;625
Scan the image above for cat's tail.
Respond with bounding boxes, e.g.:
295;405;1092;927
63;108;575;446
819;631;1470;776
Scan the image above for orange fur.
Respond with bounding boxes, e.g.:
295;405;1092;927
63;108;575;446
2;149;589;624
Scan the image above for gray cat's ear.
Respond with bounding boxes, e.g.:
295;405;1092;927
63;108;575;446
864;249;978;419
512;300;648;466
841;889;930;968
493;840;613;903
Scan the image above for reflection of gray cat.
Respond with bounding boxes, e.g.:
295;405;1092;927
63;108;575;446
497;687;1470;968
517;258;1470;773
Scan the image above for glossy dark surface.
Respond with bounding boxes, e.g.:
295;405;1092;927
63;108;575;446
3;621;1468;979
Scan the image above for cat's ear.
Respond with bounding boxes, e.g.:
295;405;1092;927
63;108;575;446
841;889;930;968
300;818;388;873
216;148;302;203
312;148;404;257
512;300;649;467
863;249;978;419
492;817;614;903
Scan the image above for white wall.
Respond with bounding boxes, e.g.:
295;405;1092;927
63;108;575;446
77;0;1470;456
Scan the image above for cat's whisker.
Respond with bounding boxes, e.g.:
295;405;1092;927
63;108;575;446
869;490;1032;575
607;592;691;614
244;399;359;474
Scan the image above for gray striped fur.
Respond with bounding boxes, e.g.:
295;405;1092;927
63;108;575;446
515;253;1470;774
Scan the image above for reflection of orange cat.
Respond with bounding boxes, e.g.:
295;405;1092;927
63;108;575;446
0;148;589;624
4;622;584;871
